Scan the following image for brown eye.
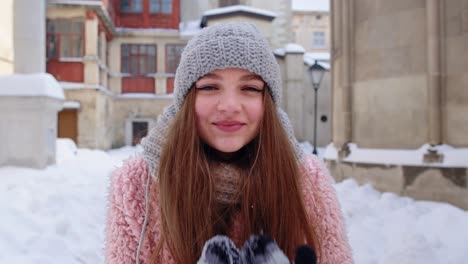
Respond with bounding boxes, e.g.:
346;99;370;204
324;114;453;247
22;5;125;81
196;85;217;91
242;86;263;92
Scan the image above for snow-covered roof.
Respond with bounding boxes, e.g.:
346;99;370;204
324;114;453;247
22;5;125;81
325;143;468;168
285;43;306;53
179;20;202;37
292;0;330;12
63;101;81;109
274;44;306;56
59;82;113;96
0;73;64;100
203;5;276;19
304;52;331;69
47;0;102;7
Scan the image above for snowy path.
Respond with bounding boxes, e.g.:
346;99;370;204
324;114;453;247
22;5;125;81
0;141;467;263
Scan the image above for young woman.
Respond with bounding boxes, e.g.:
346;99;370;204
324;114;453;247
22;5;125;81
105;22;353;264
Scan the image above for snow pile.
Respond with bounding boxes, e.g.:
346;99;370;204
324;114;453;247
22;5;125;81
56;138;78;164
338;180;468;263
0;141;467;263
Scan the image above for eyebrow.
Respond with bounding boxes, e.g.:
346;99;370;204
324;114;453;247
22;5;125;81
199;73;222;80
198;73;263;82
240;74;263;82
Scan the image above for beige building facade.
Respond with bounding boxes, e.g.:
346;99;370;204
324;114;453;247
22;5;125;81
292;9;330;53
180;0;293;49
45;0;305;150
0;0;14;75
330;0;468;209
46;2;182;149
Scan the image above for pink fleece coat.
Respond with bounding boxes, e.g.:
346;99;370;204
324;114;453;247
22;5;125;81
105;154;353;263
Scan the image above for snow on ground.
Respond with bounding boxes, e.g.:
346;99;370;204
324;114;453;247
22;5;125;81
0;140;467;263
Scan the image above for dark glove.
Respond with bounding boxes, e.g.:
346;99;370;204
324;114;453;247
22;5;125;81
294;245;317;264
197;234;316;264
197;235;241;264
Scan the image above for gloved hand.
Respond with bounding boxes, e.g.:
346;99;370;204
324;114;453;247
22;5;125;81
197;234;316;264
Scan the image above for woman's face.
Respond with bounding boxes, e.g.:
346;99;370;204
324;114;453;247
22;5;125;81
194;68;265;154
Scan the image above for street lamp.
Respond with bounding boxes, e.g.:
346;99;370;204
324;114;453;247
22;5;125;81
308;60;326;155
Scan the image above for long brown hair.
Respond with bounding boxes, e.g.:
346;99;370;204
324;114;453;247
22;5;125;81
152;87;319;263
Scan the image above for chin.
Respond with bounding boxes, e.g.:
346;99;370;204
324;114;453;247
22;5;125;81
212;141;245;154
214;145;243;153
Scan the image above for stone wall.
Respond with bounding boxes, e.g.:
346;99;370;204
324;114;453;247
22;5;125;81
331;0;468;149
328;160;468;210
112;97;172;147
62;89;113;150
277;47;332;146
330;0;468;208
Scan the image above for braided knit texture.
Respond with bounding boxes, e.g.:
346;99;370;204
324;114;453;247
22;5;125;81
141;22;304;178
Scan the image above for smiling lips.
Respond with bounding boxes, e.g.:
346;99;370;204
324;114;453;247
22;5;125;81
213;121;245;132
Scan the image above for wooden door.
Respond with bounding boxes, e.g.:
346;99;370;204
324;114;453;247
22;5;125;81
58;109;78;143
132;121;148;146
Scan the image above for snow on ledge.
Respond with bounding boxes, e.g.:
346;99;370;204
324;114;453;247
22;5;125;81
292;0;330;12
47;0;102;7
179;20;202;37
273;48;286;57
63;101;81;109
285;43;305;53
116;93;174;99
115;27;179;36
324;143;468;168
203;5;276;18
0;73;64;100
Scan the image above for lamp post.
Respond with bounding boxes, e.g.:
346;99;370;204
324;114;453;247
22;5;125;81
308;60;326;155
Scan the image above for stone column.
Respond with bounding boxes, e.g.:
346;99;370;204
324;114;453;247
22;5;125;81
331;0;353;155
426;0;443;145
342;0;353;147
284;44;305;140
84;13;100;85
13;0;45;73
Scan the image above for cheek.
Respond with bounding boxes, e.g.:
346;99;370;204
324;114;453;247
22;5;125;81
248;100;264;126
194;96;212;128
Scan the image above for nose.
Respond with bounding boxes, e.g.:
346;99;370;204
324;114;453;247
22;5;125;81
216;89;242;113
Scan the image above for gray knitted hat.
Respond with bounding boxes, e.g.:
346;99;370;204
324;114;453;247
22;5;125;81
141;22;304;177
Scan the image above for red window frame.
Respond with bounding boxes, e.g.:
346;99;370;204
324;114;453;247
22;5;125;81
149;0;172;14
46;19;85;59
121;44;157;75
120;0;143;13
165;44;185;74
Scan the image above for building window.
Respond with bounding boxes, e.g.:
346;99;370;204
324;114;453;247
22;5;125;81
47;20;84;59
312;31;326;48
120;0;143;13
165;44;185;73
150;0;172;14
219;0;240;7
121;44;157;75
